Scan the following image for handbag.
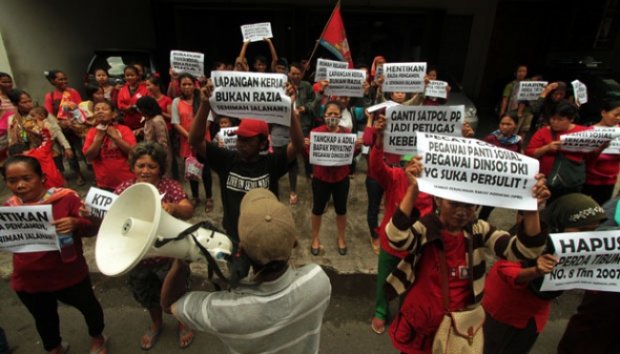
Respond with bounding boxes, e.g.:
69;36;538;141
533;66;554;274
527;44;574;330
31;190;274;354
547;152;585;194
432;238;485;354
184;155;203;181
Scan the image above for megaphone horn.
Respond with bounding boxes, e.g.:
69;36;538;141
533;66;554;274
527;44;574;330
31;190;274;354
95;183;233;276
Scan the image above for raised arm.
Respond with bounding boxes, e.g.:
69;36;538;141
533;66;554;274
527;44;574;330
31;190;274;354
188;85;212;160
286;84;305;162
265;38;279;72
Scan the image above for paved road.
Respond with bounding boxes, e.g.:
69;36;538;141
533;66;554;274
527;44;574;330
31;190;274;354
0;113;586;353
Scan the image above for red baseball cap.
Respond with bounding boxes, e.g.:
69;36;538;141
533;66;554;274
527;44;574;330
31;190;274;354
236;118;269;138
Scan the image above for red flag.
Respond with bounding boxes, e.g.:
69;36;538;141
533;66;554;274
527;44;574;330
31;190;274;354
319;2;354;68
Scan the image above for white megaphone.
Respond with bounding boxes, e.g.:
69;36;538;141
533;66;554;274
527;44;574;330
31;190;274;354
95;183;233;276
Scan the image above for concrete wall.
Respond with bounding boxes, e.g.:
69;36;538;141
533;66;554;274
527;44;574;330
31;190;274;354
0;0;496;100
0;0;156;103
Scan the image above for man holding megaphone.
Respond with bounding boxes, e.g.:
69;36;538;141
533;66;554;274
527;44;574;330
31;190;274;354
160;188;332;354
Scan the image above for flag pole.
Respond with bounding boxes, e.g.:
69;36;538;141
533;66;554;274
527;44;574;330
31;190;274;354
302;0;341;78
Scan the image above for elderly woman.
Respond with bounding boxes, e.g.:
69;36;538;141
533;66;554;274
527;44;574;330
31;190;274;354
114;141;194;350
384;158;550;354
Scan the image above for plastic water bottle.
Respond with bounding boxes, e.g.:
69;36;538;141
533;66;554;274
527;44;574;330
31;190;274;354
58;233;77;263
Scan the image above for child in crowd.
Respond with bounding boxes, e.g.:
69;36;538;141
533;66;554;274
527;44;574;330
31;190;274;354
79;84;107;128
93;68;117;102
479;112;523;220
117;65;148;134
137;96;173;177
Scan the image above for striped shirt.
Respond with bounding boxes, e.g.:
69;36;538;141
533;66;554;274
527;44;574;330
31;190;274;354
175;264;331;354
385;208;547;304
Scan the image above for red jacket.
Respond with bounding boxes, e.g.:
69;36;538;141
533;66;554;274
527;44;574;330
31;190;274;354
7;190;96;292
116;83;148;130
483;260;551;333
369;144;433;257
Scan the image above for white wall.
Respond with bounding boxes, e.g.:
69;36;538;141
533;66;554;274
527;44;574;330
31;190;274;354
0;0;156;103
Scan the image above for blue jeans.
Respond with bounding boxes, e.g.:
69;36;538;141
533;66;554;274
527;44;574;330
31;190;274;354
0;326;9;354
366;176;384;239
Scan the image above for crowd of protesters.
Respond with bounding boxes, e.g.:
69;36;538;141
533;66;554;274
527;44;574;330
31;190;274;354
1;35;620;354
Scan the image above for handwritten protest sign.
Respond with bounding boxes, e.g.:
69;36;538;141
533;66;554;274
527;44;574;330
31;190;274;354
425;80;448;99
382;62;427;93
541;230;620;292
0;205;58;253
572;80;588;106
85;187;118;219
516;81;548;101
309;132;356;166
367;100;399;114
217;127;239;150
325;69;366;97
383;105;464;155
560;127;620;153
170;50;204;78
314;58;349;82
416;133;539;210
210;71;291;125
241;22;273;42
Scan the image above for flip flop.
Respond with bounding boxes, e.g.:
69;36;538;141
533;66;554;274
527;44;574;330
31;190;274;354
178;324;194;349
204;198;214;213
59;341;70;354
141;327;162;351
371;317;386;335
89;335;108;354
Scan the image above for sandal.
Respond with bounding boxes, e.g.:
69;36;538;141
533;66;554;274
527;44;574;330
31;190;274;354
289;192;298;206
204;198;214;213
141;326;162;351
50;341;69;354
371;317;385;334
76;176;85;186
89;335;108;354
178;323;194;349
370;236;380;255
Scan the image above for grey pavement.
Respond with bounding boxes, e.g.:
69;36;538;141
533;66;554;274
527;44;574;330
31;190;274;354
0;156;583;353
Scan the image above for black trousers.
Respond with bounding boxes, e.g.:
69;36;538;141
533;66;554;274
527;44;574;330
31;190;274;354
483;313;538;354
16;276;105;351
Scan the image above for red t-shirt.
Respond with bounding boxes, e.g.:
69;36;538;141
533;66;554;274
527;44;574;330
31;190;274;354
116;83;148;130
586;151;620;186
154;95;173;130
525;125;588;176
7;191;95;292
482;260;551;332
82;124;137;190
305;125;360;183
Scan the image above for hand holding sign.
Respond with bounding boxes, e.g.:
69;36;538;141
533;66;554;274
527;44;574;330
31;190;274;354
532;173;551;206
51;217;79;234
536;254;559;275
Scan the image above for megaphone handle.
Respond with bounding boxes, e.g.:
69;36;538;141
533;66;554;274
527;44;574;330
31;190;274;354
190;234;230;285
